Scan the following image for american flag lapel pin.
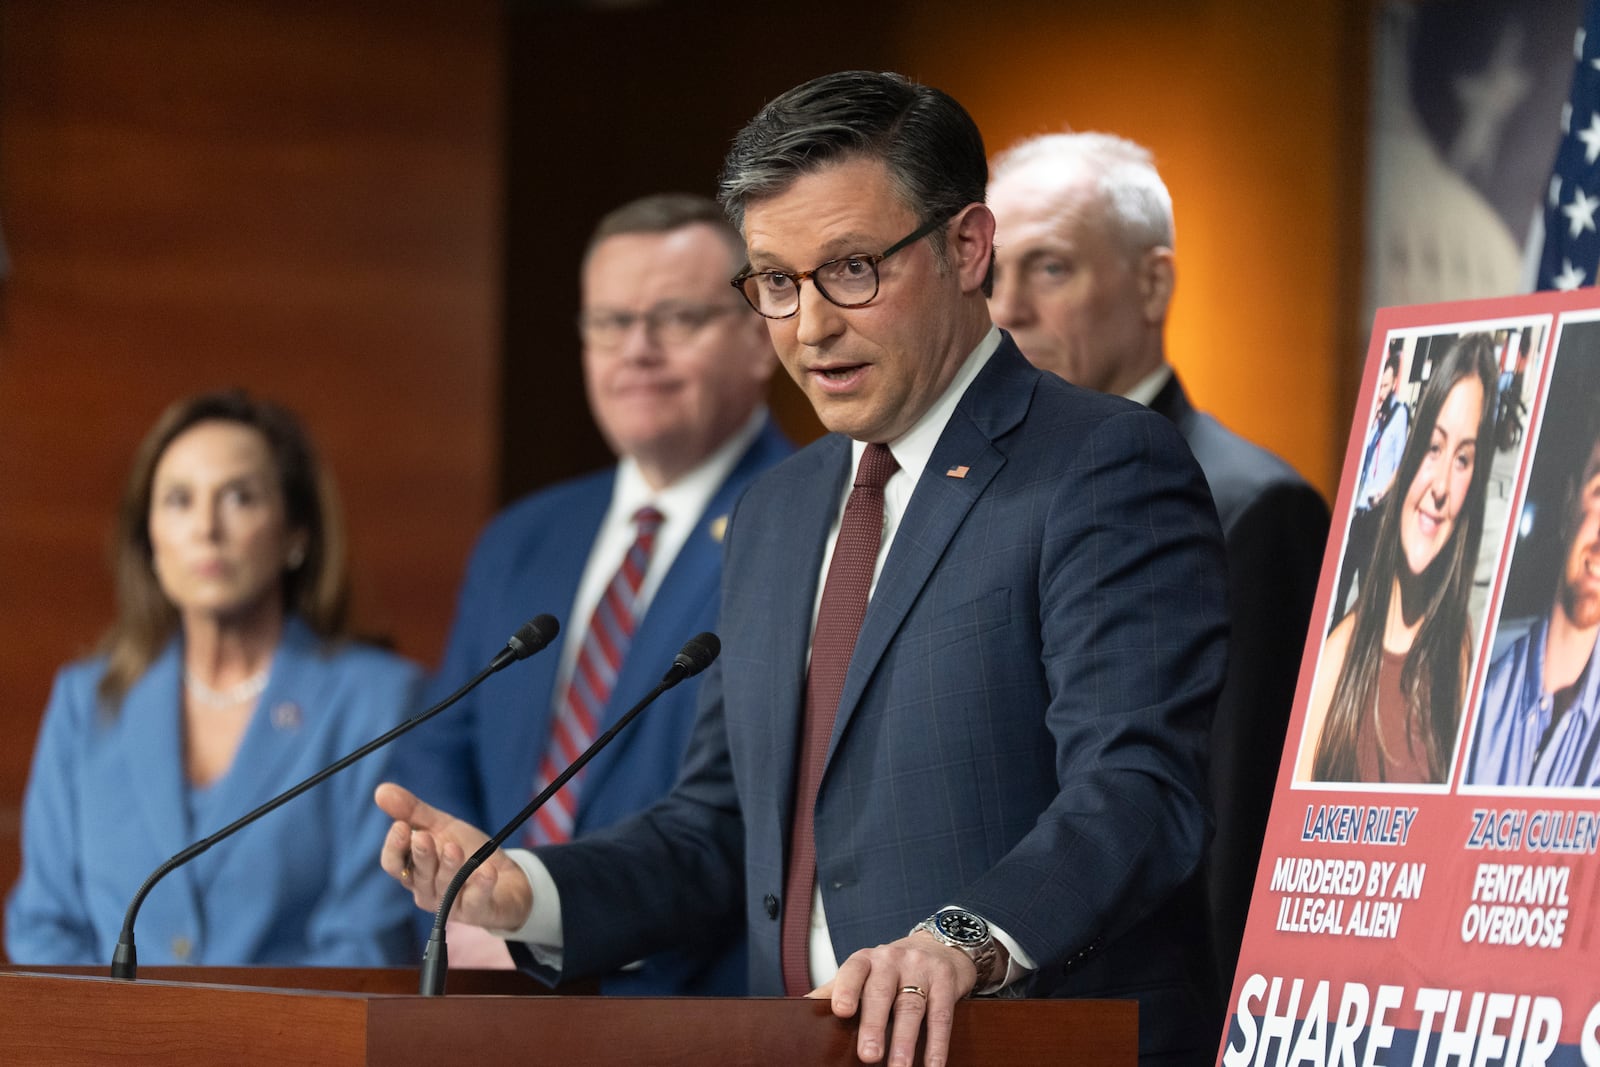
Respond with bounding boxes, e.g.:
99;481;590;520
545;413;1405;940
945;465;970;479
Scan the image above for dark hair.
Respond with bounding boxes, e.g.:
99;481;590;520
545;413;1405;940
1556;405;1600;549
717;70;989;287
584;192;746;273
97;390;350;706
1314;333;1498;781
1384;342;1402;377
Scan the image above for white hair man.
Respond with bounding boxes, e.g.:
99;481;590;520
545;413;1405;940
989;131;1331;992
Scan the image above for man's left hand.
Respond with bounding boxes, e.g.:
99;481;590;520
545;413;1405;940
813;930;979;1067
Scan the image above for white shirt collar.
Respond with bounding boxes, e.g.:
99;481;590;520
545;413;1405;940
848;325;1003;486
1122;363;1173;408
554;408;769;695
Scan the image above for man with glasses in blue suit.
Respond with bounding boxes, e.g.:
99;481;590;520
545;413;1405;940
389;192;789;995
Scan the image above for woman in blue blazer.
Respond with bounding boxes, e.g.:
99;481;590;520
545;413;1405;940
6;391;420;966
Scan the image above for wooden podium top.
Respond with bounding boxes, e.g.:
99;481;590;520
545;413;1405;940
0;966;1135;1065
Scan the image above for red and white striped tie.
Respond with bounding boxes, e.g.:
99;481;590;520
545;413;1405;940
525;505;663;847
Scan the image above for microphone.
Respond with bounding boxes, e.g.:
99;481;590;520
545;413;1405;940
489;617;556;672
666;630;720;684
418;631;720;995
109;614;559;981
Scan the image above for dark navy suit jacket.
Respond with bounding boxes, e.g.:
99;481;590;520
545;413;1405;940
392;418;791;995
534;339;1229;1061
1149;373;1329;994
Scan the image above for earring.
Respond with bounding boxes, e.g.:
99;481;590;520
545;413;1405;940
286;544;307;570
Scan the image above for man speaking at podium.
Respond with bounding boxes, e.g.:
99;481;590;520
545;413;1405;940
379;70;1227;1067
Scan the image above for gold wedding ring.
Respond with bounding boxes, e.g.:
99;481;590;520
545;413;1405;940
899;985;928;1000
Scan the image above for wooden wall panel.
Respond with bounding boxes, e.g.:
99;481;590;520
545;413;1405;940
0;0;503;951
506;0;1362;502
0;0;1365;963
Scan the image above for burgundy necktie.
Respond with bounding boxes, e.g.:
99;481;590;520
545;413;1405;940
526;505;664;847
781;443;897;995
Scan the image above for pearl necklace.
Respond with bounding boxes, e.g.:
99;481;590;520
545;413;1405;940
184;666;270;710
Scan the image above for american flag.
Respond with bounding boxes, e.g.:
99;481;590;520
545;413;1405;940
1538;0;1600;290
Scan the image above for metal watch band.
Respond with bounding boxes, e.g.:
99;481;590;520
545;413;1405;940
913;908;1000;992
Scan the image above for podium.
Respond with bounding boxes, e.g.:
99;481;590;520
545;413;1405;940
0;966;1135;1065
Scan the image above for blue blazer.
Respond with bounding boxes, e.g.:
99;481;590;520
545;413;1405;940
536;338;1229;1061
392;418;792;994
5;616;421;966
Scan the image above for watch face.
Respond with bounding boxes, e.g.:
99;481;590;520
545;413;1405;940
934;909;988;945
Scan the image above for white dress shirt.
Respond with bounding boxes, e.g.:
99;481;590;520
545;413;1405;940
552;408;767;709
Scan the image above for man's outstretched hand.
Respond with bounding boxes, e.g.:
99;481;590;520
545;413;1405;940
375;781;534;934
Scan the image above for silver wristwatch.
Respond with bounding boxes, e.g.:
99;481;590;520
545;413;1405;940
912;907;1000;992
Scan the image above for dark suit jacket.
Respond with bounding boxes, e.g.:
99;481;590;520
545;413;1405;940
1149;372;1329;994
537;339;1228;1060
393;417;792;994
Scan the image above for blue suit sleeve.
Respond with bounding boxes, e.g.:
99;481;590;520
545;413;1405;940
959;407;1227;964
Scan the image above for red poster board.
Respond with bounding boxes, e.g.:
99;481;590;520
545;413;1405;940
1224;289;1600;1067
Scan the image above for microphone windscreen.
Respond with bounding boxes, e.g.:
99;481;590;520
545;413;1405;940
672;632;720;677
508;614;560;660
